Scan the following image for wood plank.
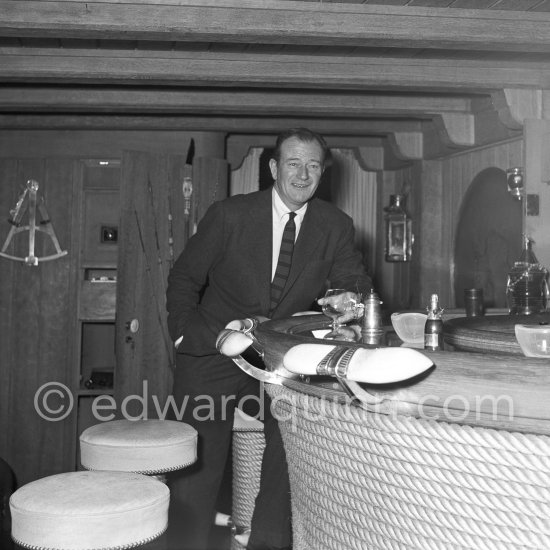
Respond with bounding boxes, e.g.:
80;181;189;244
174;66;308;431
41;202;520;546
33;159;77;478
9;181;44;484
530;0;550;11
408;0;455;5
524;118;550;271
0;159;19;467
0;129;197;157
115;152;154;417
1;1;550;52
0;86;475;116
490;0;544;10
2;50;549;90
193;156;229;223
0;115;425;135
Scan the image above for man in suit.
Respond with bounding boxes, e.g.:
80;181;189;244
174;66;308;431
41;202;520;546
166;127;372;550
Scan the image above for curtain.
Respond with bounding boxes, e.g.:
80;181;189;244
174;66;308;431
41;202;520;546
330;148;377;276
230;147;263;196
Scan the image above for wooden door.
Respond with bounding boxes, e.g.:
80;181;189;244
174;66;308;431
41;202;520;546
115;152;227;418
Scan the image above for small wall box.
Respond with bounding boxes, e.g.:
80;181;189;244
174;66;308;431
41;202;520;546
101;225;118;243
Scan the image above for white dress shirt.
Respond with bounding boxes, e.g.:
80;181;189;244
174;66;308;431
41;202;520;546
271;188;307;281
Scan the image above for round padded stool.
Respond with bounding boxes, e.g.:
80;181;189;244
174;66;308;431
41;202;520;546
231;409;265;550
80;419;198;475
10;471;169;550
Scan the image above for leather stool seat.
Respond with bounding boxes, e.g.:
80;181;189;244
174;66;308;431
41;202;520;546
80;419;197;474
10;471;169;550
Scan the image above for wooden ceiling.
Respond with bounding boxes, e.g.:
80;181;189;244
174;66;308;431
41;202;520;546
1;0;550;163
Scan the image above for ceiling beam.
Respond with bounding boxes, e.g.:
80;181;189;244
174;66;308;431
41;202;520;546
470;95;523;144
502;88;544;126
2;1;550;53
438;113;475;147
391;132;423;160
2;49;550;91
0;114;425;134
0;86;475;117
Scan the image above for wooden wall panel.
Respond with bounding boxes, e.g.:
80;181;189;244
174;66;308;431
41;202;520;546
379;138;523;312
0;158;77;486
0;159;18;464
376;163;419;313
419;138;523;309
524;119;550;271
0;129;209;486
193;156;229;223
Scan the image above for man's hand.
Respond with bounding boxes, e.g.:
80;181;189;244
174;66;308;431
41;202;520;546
317;291;364;326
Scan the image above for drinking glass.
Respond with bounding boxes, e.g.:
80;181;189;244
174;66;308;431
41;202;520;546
322;289;350;330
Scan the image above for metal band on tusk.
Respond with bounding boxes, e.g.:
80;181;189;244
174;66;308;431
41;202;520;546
316;346;348;376
241;318;259;335
215;329;233;352
334;346;359;379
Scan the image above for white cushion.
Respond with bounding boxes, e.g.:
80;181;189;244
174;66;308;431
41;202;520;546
10;471;169;550
80;419;197;474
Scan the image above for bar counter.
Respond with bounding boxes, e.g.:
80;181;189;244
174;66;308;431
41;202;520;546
253;315;550;550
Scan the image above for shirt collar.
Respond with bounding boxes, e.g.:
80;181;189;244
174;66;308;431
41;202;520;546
272;187;308;222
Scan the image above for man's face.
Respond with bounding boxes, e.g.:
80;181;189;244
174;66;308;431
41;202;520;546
270;137;324;211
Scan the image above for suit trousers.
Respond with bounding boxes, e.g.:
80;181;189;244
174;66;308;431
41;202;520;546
166;353;292;550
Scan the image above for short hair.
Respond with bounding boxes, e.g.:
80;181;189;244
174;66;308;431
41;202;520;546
271;128;330;166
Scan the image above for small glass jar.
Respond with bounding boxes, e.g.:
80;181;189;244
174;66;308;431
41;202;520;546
464;288;484;317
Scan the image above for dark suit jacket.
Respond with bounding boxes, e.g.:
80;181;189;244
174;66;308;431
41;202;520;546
166;188;372;357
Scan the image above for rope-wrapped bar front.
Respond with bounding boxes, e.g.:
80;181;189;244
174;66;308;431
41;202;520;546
267;385;550;550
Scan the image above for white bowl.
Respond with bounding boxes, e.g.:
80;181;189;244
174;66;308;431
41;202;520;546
514;324;550;358
391;312;427;344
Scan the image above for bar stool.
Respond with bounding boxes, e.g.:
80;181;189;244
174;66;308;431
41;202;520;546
230;409;265;549
80;419;198;479
10;470;169;550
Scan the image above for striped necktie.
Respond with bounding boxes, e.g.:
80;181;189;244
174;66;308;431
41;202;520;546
270;212;296;314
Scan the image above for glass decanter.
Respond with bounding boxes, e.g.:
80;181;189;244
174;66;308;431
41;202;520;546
506;236;549;315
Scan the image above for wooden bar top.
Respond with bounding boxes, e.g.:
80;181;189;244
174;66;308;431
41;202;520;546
255;314;550;437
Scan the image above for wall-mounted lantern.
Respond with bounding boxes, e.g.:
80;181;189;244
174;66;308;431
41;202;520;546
384;194;412;262
506;167;524;200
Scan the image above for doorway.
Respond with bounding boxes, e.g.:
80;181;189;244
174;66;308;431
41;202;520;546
454;167;522;308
